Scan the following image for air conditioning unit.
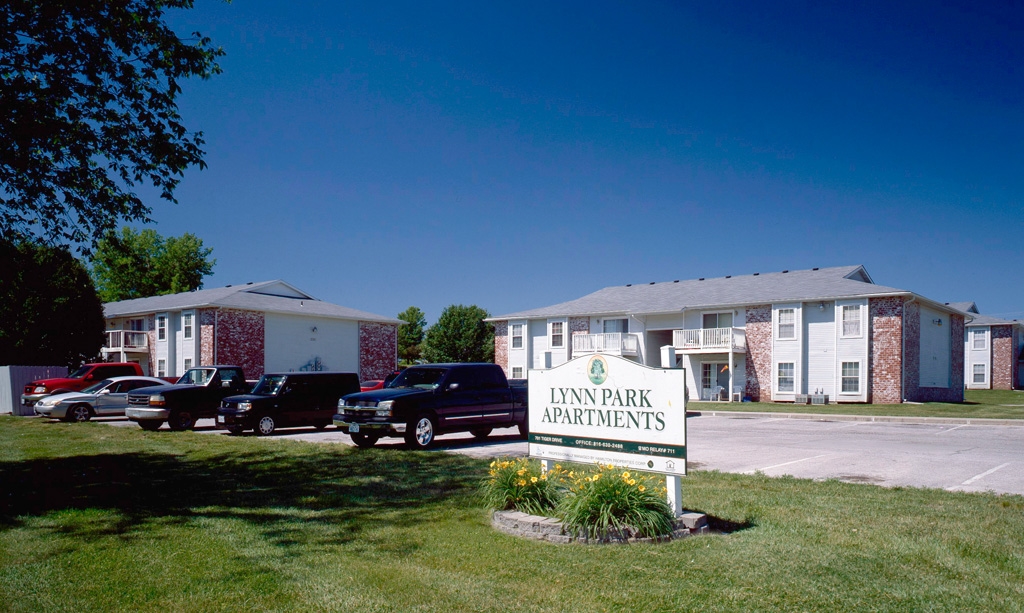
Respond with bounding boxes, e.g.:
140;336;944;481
810;394;829;405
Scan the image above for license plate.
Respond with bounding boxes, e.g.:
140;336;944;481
217;415;225;424
349;423;359;433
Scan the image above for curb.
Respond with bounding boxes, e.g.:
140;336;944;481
688;410;1024;427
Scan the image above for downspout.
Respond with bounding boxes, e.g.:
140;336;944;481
902;296;916;403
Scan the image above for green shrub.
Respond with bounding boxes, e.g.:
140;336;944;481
557;464;674;539
481;458;562;515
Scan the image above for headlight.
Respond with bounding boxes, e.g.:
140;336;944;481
52;399;64;406
237;401;252;411
34;386;46;393
375;400;394;417
149;394;166;407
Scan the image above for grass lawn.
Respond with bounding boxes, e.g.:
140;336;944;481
690;388;1024;420
2;416;1023;612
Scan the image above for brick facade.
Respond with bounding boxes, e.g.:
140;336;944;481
869;297;904;404
199;308;215;366
992;324;1015;390
359;322;398;381
744;305;772;401
569;317;590;361
493;320;509;375
215;309;265;378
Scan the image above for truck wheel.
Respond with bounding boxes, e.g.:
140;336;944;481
405;414;436;449
350;432;379;448
67;404;93;422
470;428;492;440
139;421;162;431
168;410;196;431
255;415;276;436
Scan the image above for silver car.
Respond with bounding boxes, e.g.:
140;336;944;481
34;376;172;422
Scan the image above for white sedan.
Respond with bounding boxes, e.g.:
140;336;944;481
34;376;172;422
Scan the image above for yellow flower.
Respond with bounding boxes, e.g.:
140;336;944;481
540;474;547;481
517;468;526;476
593;473;602;481
517;479;527;486
628;479;636;486
622;471;630;479
531;476;538;483
638;485;646;492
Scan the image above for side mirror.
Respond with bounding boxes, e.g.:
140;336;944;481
222;381;231;388
447;383;460;391
85;374;95;381
98;389;110;395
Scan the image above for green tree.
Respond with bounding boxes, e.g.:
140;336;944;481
0;0;223;252
397;306;427;364
90;226;215;302
422;305;494;363
0;240;105;367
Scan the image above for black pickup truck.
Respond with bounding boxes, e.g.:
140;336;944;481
126;366;250;431
334;363;527;448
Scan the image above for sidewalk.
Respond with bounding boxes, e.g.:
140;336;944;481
687;408;1024;427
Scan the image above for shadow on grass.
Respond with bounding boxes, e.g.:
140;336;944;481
0;445;483;550
702;515;754;534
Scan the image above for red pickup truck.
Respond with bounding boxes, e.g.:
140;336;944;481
22;362;145;408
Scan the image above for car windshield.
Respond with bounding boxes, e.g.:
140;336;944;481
68;366;91;378
251;375;286;396
177;368;216;386
82;379;114;393
389;368;448;390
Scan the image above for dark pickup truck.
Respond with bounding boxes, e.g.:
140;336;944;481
334;363;527;449
216;371;360;436
126;366;250;431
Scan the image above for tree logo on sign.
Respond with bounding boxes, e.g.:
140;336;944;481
587;355;608;385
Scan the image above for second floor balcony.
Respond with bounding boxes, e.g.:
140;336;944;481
572;332;640;357
673;327;746;353
102;330;149;353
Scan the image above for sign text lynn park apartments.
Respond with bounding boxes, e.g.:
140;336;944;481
528;354;687;475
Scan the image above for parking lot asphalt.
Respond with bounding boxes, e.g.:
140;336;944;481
101;411;1024;496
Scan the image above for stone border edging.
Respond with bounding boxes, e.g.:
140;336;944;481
692;410;1024;427
492;510;708;544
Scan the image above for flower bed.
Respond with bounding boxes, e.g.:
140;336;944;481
491;509;708;544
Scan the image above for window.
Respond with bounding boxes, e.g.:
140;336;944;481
603;318;629;333
182;312;193;340
841;362;860;393
157;359;166;377
550;321;564;348
972;329;986;350
127;318;146;331
157;315;167;341
184;358;193;370
702;312;733;329
511;323;524;349
778;309;795;339
842;305;861;337
511;366;523;379
973;364;986;384
777;363;795;392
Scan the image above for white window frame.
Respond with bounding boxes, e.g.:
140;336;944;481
840;361;861;394
157;359;166;378
549;320;565;349
841;305;862;338
511;323;524;350
777;362;795;393
156;314;167;341
182;311;194;340
777;309;796;340
972;363;986;384
511;366;524;379
971;329;986;350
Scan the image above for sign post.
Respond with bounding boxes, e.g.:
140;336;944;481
527;354;687;515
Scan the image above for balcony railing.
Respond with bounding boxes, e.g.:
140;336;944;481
572;333;640;357
673;327;746;352
104;330;149;351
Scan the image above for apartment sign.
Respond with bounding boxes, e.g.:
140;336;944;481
528;354;687;476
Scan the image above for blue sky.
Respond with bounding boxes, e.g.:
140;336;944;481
150;1;1023;324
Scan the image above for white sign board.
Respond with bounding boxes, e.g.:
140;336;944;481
528;354;687;476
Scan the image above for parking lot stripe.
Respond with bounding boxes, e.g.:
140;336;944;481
747;454;832;474
937;424;969;435
961;463;1011;486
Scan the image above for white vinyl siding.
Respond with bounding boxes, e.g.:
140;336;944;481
263;313;359;374
772;304;802;398
803;301;835;397
835;299;869;402
506;320;528;378
965;326;991;389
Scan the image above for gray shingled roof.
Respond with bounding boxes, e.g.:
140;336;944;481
103;280;402;324
489;265;940;320
945;301;978;314
944;301;1020;327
